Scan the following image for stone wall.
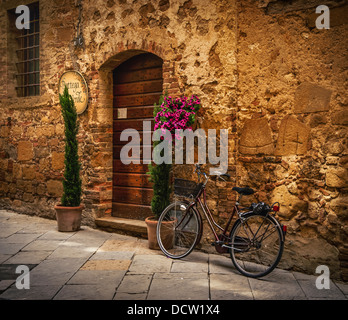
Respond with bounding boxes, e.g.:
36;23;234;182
235;0;348;280
0;0;347;280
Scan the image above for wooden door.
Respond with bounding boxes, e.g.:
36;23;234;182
112;53;163;219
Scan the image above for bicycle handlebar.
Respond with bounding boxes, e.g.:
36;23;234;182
194;164;230;185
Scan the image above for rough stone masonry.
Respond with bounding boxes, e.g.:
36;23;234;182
0;0;347;280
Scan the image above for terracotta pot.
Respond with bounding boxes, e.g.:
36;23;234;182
145;216;176;250
54;204;83;232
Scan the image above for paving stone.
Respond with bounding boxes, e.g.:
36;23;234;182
0;285;61;300
171;258;208;273
66;228;111;246
108;233;138;241
335;282;348;295
153;272;209;279
54;284;116;300
0;226;25;238
133;241;161;255
210;273;253;300
5;251;51;265
248;271;306;300
0;211;16;218
147;273;209;300
100;238;160;256
2;233;40;244
208;254;235;274
180;251;209;263
0;242;27;255
38;230;76;240
117;274;152;294
22;240;63;251
129;255;172;274
16;223;55;234
0;280;15;292
114;292;148;300
292;271;316;280
47;244;97;259
0;255;12;264
98;239;140;252
80;260;131;271
68;270;126;285
90;250;134;260
58;237;108;252
29;258;87;286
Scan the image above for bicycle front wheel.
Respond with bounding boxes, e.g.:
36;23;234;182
157;201;201;259
229;213;284;278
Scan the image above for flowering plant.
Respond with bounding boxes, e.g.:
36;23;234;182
148;94;202;219
154;95;201;140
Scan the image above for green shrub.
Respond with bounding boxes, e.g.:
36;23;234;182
59;86;82;207
148;93;172;219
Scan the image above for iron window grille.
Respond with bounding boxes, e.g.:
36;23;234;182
15;3;40;97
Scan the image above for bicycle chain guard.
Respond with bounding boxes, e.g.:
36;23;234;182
213;234;229;254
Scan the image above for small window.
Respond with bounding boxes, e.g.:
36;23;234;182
8;2;40;97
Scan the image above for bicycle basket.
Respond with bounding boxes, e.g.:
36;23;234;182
174;178;202;198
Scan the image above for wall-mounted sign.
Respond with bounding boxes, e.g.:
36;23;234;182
118;108;127;119
58;71;88;115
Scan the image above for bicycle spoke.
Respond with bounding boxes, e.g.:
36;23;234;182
255;225;278;243
230;214;284;278
157;202;200;259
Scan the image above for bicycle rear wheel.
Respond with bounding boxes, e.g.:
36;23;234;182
157;201;201;259
229;213;284;278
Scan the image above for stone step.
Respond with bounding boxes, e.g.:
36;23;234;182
95;216;148;239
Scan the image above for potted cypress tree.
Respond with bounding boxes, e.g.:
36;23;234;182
54;86;83;232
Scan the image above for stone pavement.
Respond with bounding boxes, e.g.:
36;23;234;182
0;209;347;301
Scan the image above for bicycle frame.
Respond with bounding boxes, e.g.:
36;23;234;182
184;185;240;243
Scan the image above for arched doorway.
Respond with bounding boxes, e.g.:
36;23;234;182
112;53;163;219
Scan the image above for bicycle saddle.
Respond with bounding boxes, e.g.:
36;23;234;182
232;186;254;195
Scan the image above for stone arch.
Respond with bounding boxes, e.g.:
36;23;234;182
97;49;160;121
96;39;179;110
96;40;176;113
98;41;166;71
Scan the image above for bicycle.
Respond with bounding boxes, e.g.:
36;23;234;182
156;164;287;278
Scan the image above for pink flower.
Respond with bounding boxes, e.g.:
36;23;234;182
153;94;201;141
